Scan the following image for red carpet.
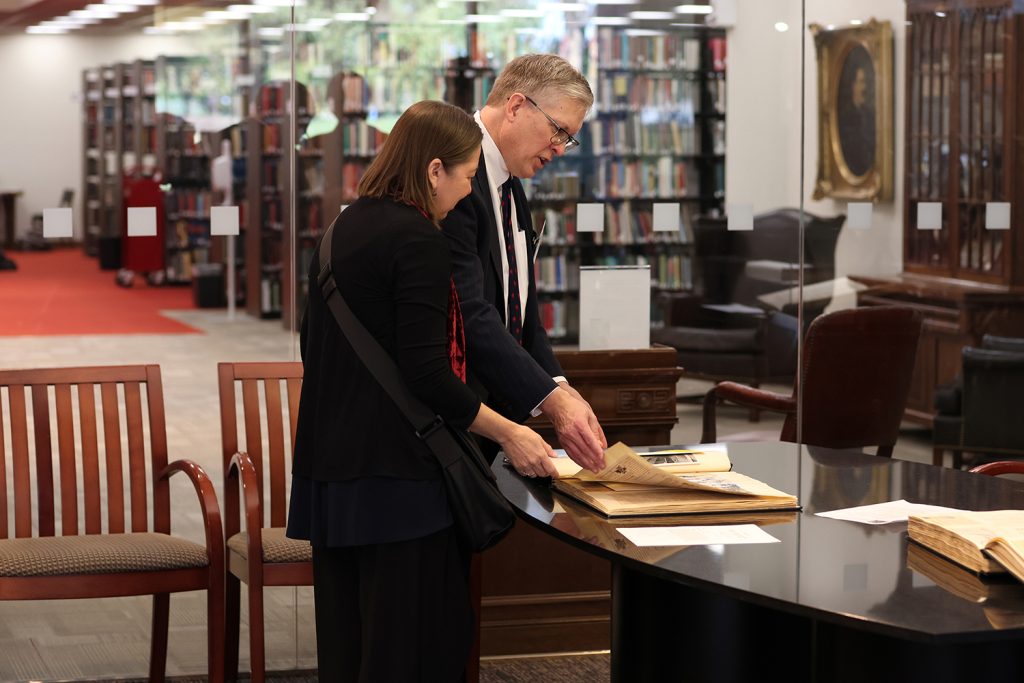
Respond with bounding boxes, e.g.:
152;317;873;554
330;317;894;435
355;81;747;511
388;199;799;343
0;248;201;336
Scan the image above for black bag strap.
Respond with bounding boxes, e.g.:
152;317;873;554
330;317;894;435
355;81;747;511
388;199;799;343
317;217;473;471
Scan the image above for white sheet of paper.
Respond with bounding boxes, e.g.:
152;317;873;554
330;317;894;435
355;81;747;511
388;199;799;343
211;206;240;236
917;202;942;231
847;202;873;230
986;202;1011;231
617;524;779;547
652;202;680;232
815;499;962;525
43;207;73;238
727;203;753;231
576;202;605;233
127;207;157;237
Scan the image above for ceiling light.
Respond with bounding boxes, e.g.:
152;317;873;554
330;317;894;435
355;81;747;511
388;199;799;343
774;21;789;32
467;13;505;22
101;3;142;12
254;0;307;7
629;11;676;20
850;19;863;25
542;2;586;11
27;25;69;33
625;28;666;36
258;26;285;36
143;25;175;34
591;0;638;4
227;4;275;13
674;4;711;13
591;17;631;25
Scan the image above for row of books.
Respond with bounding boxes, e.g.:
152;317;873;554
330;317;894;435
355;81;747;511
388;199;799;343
535;254;580;293
164;155;209;183
595;74;702;114
365;73;446;114
297;196;325;237
165;189;214;219
257;83;311;117
533;202;696;246
590;117;700;157
336;121;388;156
526;172;582;202
596;158;697;199
260;274;283;317
539;299;578;340
595;28;705;71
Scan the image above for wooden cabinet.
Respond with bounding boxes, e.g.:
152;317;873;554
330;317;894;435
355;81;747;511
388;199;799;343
855;1;1024;424
479;345;682;656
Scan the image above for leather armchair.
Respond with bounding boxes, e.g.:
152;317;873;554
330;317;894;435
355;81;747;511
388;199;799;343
932;335;1024;468
651;208;844;406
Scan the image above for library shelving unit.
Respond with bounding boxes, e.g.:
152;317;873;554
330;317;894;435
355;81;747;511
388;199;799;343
523;27;727;343
244;80;312;319
81;68;102;257
97;64;123;268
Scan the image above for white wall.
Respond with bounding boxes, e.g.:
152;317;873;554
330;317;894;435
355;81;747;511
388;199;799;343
726;0;906;277
0;34;195;241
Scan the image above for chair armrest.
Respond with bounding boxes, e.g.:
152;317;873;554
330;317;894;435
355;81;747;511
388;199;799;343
159;459;225;573
228;452;265;563
701;382;796;443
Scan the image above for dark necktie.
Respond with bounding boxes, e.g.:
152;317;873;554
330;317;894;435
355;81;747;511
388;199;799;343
500;178;523;344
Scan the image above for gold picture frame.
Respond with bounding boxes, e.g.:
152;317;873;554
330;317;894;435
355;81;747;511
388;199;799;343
811;19;894;201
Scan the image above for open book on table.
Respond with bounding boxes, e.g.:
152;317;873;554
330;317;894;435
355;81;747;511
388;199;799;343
549;442;799;517
908;510;1024;583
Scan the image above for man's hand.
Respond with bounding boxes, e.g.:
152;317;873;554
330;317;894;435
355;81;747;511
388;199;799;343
541;386;606;472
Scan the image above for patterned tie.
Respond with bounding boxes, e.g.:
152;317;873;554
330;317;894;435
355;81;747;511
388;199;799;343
500;178;523;344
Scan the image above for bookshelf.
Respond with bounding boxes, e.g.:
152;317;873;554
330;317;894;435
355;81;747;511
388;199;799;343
523;27;727;342
81;68;102;257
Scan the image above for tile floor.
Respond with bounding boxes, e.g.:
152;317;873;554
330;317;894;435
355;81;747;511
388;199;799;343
0;309;937;681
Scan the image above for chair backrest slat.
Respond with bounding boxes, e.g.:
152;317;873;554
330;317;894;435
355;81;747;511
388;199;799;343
123;381;149;532
0;389;6;539
9;385;33;538
78;383;103;534
264;379;287;527
31;385;56;537
145;366;170;534
240;378;264;507
100;381;126;533
54;383;79;535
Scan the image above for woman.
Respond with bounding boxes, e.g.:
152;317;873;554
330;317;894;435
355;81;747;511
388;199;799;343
287;100;558;681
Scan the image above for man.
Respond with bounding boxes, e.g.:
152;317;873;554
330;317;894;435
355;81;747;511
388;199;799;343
442;54;606;475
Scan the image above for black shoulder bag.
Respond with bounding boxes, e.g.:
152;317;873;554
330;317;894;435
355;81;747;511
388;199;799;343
316;217;515;552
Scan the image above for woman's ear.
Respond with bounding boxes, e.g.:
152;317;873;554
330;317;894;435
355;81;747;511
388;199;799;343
427;158;443;190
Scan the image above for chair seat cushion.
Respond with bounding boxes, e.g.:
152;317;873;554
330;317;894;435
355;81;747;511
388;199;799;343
0;532;208;577
652;325;761;353
227;527;312;564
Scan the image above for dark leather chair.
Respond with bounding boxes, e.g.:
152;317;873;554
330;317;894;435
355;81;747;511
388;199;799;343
701;306;923;457
933;335;1024;468
652;209;844;411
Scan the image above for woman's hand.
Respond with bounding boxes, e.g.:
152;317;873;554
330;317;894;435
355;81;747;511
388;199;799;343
498;424;558;479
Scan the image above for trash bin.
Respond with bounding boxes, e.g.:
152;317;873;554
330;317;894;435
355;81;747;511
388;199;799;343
98;235;121;270
193;263;226;308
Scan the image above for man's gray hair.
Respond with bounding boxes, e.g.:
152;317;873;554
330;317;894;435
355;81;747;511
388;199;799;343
486;53;594;110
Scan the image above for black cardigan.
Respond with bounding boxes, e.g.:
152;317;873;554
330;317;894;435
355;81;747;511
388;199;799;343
292;197;481;483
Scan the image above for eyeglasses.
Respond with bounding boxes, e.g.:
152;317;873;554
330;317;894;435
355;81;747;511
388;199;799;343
524;95;580;150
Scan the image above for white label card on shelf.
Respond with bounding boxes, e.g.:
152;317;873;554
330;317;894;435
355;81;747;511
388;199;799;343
727;203;754;231
917;202;943;230
576;203;605;233
127;207;157;237
986;202;1011;231
43;207;73;239
211;206;240;236
652;202;680;232
847;202;873;230
579;265;650;351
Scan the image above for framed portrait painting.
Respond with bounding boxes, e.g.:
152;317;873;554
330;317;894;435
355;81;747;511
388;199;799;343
811;19;894;201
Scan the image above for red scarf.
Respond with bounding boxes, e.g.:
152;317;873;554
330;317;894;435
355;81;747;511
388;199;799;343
410;201;467;383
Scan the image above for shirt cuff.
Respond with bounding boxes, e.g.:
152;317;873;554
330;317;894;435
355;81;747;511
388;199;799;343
530;379;566;417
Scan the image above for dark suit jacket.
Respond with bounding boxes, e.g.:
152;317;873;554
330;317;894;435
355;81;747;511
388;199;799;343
442;154;563;424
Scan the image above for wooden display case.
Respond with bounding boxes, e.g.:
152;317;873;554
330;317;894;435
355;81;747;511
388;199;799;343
856;1;1024;424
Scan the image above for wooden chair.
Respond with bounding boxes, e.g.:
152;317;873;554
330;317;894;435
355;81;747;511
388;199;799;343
218;361;312;683
0;365;224;682
701;306;923;457
969;461;1024;477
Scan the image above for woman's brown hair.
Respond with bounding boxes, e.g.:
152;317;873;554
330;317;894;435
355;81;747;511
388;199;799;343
358;100;482;218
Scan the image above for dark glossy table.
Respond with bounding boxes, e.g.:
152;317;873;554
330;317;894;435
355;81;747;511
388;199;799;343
494;442;1024;683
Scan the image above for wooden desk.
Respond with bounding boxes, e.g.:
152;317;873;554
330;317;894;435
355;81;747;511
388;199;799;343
853;273;1024;424
0;190;22;249
479;345;682;656
498;442;1024;682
